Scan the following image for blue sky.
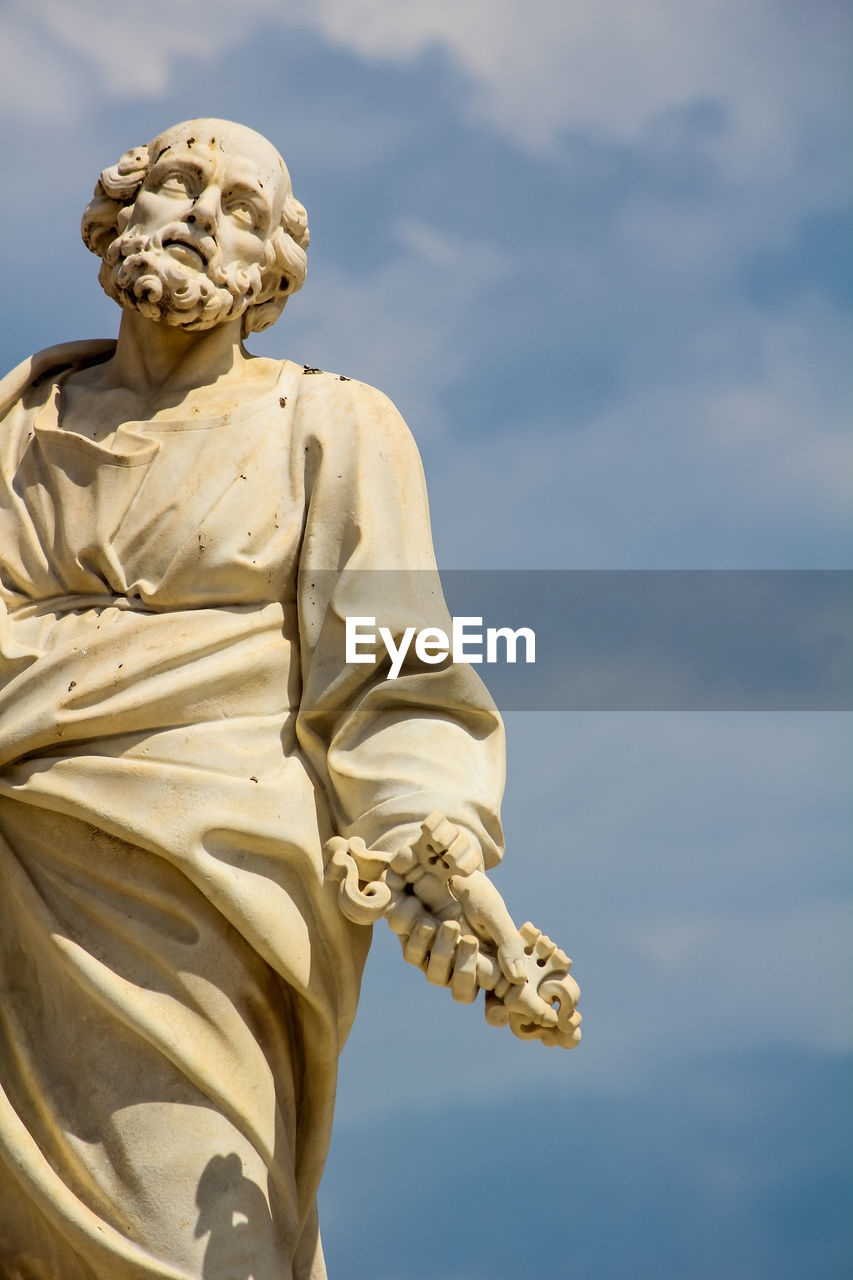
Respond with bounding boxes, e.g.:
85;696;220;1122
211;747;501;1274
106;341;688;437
1;2;850;1276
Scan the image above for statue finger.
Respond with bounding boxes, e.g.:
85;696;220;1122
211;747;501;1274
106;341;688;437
403;919;436;969
449;933;479;1003
425;919;460;986
484;990;509;1027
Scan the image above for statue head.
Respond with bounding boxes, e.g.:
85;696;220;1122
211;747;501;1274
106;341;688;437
81;119;310;335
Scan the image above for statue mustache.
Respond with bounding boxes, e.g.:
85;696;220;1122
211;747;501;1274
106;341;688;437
122;223;225;280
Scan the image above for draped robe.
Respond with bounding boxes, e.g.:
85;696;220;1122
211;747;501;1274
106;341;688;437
0;342;505;1279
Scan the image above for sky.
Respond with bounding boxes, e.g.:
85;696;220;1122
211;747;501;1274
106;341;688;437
1;2;851;1277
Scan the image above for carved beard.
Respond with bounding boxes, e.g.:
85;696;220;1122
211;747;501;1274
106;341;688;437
100;224;267;330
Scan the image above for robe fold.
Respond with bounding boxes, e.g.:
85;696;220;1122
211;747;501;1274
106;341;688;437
0;342;505;1278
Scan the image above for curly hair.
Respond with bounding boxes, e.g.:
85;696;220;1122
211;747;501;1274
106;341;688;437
81;144;310;335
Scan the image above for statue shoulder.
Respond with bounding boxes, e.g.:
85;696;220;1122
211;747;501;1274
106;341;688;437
0;339;116;420
293;364;420;457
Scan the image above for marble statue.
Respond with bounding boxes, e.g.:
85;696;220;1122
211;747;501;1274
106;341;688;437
0;119;579;1279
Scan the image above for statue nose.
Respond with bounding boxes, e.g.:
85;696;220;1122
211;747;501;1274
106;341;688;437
187;192;218;231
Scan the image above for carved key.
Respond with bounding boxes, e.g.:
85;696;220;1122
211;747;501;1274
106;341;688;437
323;814;581;1049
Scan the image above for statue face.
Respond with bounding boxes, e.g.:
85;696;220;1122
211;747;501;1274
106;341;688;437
102;119;294;330
129;122;289;283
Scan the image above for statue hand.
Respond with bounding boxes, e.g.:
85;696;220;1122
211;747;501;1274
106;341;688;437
323;816;581;1049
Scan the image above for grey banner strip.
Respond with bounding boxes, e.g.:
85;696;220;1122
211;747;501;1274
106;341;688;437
304;570;852;711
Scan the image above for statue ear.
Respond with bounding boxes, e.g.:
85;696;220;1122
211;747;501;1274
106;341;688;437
242;295;289;336
81;145;149;259
282;194;309;251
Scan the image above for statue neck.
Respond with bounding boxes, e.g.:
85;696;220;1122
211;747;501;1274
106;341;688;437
109;309;249;402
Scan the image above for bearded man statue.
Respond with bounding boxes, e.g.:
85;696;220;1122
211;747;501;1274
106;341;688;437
0;115;585;1280
0;117;514;1279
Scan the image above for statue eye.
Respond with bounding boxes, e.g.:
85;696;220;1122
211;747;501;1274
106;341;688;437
225;199;258;228
157;172;192;196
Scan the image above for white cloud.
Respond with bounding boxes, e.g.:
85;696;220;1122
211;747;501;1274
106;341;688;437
244;171;853;571
294;0;847;160
417;294;853;568
3;0;848;572
2;0;280;105
5;0;850;205
0;10;85;121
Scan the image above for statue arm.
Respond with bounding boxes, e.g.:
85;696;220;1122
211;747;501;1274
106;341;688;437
290;373;580;1048
293;372;505;871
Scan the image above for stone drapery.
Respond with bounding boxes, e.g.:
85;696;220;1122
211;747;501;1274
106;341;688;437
0;343;505;1278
